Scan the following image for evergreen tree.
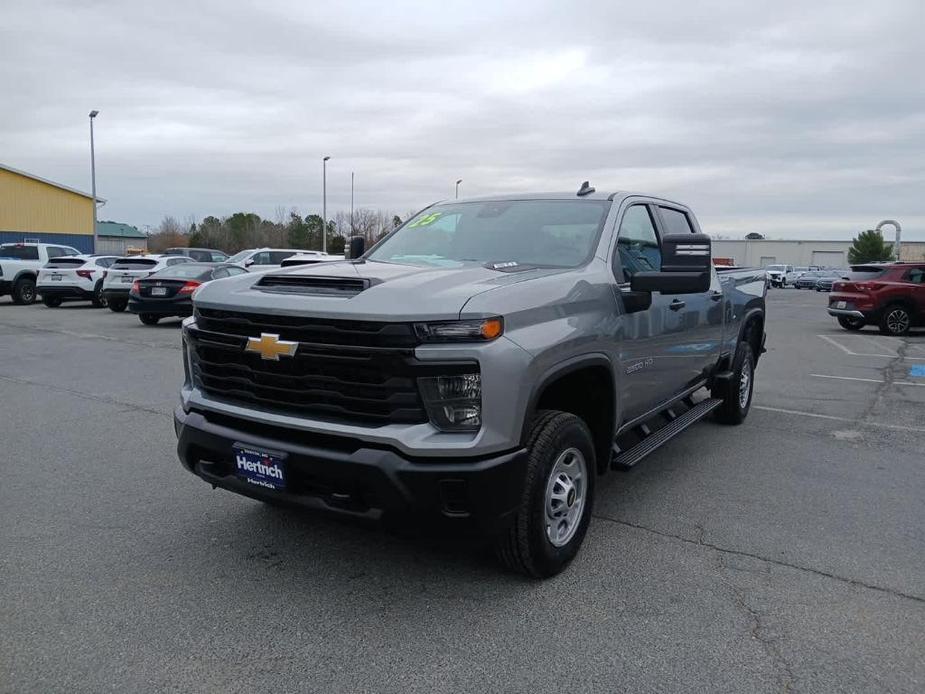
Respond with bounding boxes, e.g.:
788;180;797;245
848;230;894;264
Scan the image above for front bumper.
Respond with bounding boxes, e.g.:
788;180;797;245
129;295;193;316
175;407;528;534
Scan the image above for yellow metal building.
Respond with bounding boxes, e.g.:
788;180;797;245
0;163;98;253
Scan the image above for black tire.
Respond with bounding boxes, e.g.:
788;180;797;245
879;304;912;336
712;341;755;425
139;313;160;325
92;282;108;308
494;410;596;578
108;299;127;313
837;316;864;331
42;296;63;308
11;277;37;305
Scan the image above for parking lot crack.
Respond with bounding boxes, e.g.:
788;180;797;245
0;373;172;419
857;339;909;421
592;512;925;604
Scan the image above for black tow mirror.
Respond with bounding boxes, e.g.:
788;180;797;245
347;236;366;259
630;233;711;295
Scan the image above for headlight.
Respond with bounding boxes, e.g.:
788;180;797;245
414;317;503;342
418;373;481;431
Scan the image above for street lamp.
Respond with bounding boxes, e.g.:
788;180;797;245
322;156;331;253
350;171;355;235
89;110;99;253
455;178;462;199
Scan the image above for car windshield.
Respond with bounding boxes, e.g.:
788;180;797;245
226;250;252;263
366;200;611;268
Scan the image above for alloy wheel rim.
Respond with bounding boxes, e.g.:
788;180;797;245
545;447;587;547
887;309;909;334
739;358;752;409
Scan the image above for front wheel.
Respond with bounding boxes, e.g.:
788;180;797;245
139;313;160;325
712;341;755;425
837;316;864;331
879;304;912;336
494;411;595;578
42;296;63;308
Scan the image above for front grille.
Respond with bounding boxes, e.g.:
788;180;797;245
188;309;448;426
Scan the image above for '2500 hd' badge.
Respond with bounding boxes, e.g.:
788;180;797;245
244;333;298;361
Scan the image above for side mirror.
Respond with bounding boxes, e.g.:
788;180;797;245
630;233;711;295
347;236;366;259
244;258;254;267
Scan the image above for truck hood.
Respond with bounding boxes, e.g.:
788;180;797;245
193;259;566;321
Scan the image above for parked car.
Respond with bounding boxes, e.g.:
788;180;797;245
793;270;828;289
813;270;846;292
226;248;303;269
828;263;925;334
765;264;799;288
36;255;121;307
129;262;248;325
164;247;229;263
0;242;81;304
279;252;346;268
175;189;767;577
101;255;194;312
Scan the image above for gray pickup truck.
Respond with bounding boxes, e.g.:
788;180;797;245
175;186;767;577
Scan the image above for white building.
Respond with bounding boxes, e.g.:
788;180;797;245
711;239;925;268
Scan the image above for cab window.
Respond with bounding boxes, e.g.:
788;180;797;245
615;205;661;280
658;207;694;235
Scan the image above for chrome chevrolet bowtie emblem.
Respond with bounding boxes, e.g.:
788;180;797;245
244;333;298;361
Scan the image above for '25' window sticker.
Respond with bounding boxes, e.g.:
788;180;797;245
407;212;443;228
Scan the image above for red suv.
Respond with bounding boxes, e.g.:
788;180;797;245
828;263;925;335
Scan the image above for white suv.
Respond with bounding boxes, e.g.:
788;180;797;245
37;255;121;308
101;255;194;312
226;248;303;269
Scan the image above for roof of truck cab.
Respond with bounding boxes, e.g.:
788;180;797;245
446;191;688;207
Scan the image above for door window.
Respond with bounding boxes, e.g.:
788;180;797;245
904;267;925;284
269;251;297;264
658;207;694;235
225;266;247;276
211;268;230;279
250;252;271;265
615;205;661;280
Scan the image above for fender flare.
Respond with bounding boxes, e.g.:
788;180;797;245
520;353;618;472
12;269;37;285
736;304;766;355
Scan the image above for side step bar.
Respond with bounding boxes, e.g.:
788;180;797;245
612;398;722;469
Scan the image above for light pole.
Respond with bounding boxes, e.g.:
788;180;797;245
89;110;99;253
455;178;462;199
350;171;355;235
322;156;330;253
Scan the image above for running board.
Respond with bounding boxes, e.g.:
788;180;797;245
612;398;722;469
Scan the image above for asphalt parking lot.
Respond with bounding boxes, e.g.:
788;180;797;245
1;290;923;693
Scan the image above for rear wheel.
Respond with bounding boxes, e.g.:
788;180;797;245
139;313;160;325
11;277;36;305
713;341;754;425
494;411;595;578
108;298;127;313
879;304;912;336
92;282;108;308
42;296;63;308
837;316;864;331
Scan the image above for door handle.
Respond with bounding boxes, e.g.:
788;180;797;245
710;291;723;302
669;299;686;311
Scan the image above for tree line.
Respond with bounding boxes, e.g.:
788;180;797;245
146;208;412;254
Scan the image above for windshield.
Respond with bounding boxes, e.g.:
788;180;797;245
226;250;252;263
367;200;610;268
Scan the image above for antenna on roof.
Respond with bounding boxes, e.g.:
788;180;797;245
577;181;595;196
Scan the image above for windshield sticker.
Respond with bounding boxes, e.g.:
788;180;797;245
408;212;443;228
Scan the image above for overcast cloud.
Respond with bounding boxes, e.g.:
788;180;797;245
2;0;923;239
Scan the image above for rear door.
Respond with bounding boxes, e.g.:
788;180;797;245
903;266;925;320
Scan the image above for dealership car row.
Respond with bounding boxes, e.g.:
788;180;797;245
0;242;343;325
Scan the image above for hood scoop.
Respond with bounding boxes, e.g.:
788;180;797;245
256;274;372;297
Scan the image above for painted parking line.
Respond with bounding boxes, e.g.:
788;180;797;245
752;405;925;433
810;373;925;387
817;334;925;360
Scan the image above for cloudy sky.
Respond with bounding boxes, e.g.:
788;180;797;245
2;0;923;239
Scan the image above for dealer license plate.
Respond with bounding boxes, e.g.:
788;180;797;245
51;274;62;281
836;301;847;309
121;275;133;283
151;287;168;296
232;444;287;491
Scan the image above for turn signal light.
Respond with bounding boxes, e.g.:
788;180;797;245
177;281;202;295
414;317;504;342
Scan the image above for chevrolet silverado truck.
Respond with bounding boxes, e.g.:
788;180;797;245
0;242;81;304
175;187;767;577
